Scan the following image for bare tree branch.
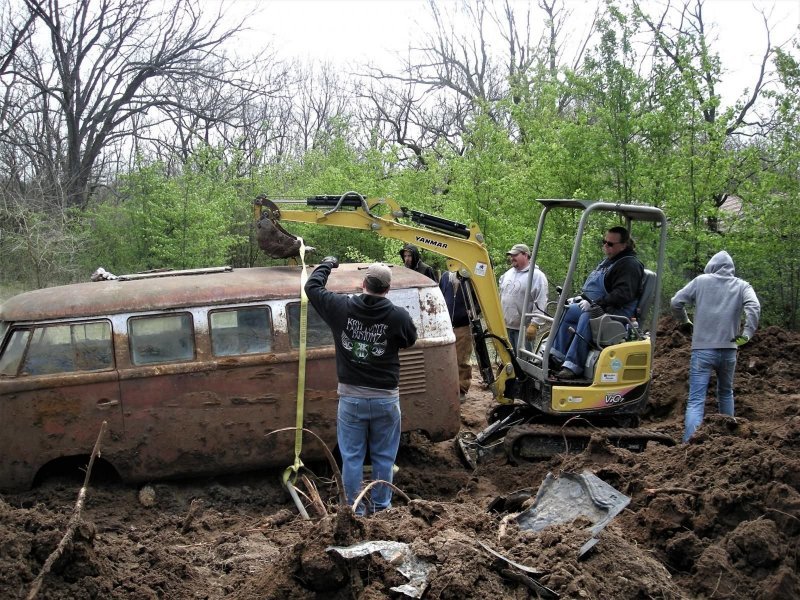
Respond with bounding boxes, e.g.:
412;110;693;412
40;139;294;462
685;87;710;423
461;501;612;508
636;0;774;134
726;11;772;135
0;0;38;76
2;0;281;208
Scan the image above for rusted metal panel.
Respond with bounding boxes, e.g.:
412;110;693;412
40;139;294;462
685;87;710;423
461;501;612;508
116;359;309;481
401;344;460;440
0;372;122;490
399;348;427;395
0;264;435;323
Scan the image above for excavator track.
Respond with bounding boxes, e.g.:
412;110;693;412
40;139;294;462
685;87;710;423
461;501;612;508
504;424;675;461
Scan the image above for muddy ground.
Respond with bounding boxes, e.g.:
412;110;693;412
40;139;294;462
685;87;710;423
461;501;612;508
2;318;799;599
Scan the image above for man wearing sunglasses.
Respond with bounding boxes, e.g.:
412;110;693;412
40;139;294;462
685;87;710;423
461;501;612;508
552;227;644;379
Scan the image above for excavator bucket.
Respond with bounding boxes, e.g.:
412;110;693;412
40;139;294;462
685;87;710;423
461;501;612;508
256;212;303;259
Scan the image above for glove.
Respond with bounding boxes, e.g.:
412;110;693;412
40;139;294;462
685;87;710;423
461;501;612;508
588;304;604;319
525;322;539;341
566;295;581;305
321;256;339;268
578;299;592;312
732;335;749;346
678;321;693;336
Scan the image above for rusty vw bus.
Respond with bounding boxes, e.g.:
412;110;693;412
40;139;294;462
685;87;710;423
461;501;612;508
0;265;459;491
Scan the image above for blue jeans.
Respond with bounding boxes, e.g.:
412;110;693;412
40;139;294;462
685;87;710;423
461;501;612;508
507;328;531;353
337;395;401;515
684;349;737;443
551;303;592;374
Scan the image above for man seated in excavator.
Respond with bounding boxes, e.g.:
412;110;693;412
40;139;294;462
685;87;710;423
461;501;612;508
549;226;644;380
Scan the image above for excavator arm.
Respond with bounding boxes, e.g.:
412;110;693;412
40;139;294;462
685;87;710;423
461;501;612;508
253;192;518;403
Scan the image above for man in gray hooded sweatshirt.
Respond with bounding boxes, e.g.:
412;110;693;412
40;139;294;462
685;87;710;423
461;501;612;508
670;251;760;443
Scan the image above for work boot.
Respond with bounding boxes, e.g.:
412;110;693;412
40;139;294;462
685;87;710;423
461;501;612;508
555;367;577;380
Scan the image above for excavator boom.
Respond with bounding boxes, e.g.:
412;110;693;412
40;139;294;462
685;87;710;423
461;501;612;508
253;193;518;403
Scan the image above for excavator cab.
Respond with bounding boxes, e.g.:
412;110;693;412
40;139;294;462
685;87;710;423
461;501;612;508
457;199;674;467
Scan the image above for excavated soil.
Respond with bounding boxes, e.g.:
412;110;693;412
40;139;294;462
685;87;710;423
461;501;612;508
2;318;799;599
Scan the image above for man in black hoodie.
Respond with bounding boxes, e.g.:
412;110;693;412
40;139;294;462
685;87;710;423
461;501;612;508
305;258;417;515
399;244;437;282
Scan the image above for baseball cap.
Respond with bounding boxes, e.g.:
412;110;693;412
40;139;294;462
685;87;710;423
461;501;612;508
506;243;530;256
364;262;392;289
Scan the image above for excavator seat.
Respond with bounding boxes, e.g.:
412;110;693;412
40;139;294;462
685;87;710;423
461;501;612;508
589;269;656;347
635;268;658;323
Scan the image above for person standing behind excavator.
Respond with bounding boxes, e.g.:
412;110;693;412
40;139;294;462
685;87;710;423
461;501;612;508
305;258;417;515
670;250;760;443
399;244;437;282
440;271;476;403
499;244;549;352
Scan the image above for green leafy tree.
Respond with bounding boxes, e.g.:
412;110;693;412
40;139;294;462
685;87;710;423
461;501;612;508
724;44;800;328
80;149;246;273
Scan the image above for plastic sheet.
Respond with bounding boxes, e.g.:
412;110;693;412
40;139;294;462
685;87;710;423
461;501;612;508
327;540;433;598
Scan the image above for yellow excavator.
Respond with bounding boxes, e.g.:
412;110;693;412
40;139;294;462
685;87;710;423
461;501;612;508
254;192;674;467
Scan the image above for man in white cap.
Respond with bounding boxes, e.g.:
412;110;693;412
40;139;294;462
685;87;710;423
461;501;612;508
498;243;549;352
305;257;417;515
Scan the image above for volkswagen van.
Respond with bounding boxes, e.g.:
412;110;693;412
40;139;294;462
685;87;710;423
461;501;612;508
0;264;459;490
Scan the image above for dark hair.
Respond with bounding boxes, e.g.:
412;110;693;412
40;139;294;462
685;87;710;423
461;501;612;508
607;226;635;250
364;276;389;294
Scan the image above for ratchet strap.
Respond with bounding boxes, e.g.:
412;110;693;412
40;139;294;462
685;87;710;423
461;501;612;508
283;237;308;486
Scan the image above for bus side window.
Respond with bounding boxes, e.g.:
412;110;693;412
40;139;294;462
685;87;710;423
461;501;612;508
129;314;194;365
0;330;31;376
17;322;113;376
72;322;114;370
286;303;334;349
209;307;272;356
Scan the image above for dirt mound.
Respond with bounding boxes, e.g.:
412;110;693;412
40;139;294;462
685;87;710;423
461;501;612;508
2;319;799;599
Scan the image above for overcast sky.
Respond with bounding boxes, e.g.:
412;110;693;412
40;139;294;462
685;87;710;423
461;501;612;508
225;0;799;103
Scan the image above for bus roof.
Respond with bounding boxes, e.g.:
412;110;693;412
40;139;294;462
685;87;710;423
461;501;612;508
0;264;437;322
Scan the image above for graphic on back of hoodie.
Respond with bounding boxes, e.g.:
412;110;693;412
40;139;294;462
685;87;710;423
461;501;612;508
341;318;388;361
